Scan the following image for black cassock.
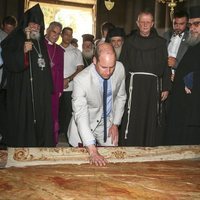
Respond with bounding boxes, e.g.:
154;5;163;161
166;42;200;145
1;4;54;147
119;29;171;147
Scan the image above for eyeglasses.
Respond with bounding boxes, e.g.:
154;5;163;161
187;21;200;28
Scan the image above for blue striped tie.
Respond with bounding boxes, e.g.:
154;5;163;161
103;79;107;143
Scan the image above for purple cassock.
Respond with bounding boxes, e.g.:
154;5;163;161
45;39;64;145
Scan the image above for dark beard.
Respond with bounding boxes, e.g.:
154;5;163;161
30;31;40;40
186;33;200;46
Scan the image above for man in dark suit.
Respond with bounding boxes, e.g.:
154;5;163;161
163;10;189;81
163;10;189;124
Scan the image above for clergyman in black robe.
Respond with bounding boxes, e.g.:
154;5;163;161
119;11;171;147
165;6;200;145
1;4;54;147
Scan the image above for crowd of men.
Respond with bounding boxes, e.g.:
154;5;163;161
0;4;199;166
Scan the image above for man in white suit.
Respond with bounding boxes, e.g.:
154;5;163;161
67;43;126;166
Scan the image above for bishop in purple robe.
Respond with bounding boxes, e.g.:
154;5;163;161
45;22;64;145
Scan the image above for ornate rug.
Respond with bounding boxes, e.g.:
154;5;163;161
5;145;200;167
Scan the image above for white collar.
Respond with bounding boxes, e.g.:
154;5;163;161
45;37;54;45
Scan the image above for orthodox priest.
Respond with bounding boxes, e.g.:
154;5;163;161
119;10;171;147
1;4;54;147
165;6;200;145
81;34;94;68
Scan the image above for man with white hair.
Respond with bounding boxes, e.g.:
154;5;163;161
119;10;171;147
166;6;200;145
1;4;53;147
81;34;94;68
106;27;125;60
45;21;64;145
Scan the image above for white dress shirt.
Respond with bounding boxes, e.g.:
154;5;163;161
168;32;184;58
60;44;84;92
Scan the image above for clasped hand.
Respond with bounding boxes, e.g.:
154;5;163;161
24;41;32;53
24;26;33;53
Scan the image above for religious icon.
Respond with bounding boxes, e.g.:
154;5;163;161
38;57;46;70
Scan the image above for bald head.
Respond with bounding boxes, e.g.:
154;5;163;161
93;43;116;79
95;43;116;62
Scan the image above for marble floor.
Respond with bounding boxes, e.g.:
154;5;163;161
0;146;200;199
3;161;200;199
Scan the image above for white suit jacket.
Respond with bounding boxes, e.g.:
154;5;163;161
67;61;127;147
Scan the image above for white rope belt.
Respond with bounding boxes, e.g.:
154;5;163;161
125;72;159;139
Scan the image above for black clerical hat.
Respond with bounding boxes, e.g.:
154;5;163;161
108;27;125;38
189;6;200;18
82;34;94;43
20;4;45;30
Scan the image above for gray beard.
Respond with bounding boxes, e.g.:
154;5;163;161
186;32;200;46
82;49;94;59
30;31;40;40
114;46;122;60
